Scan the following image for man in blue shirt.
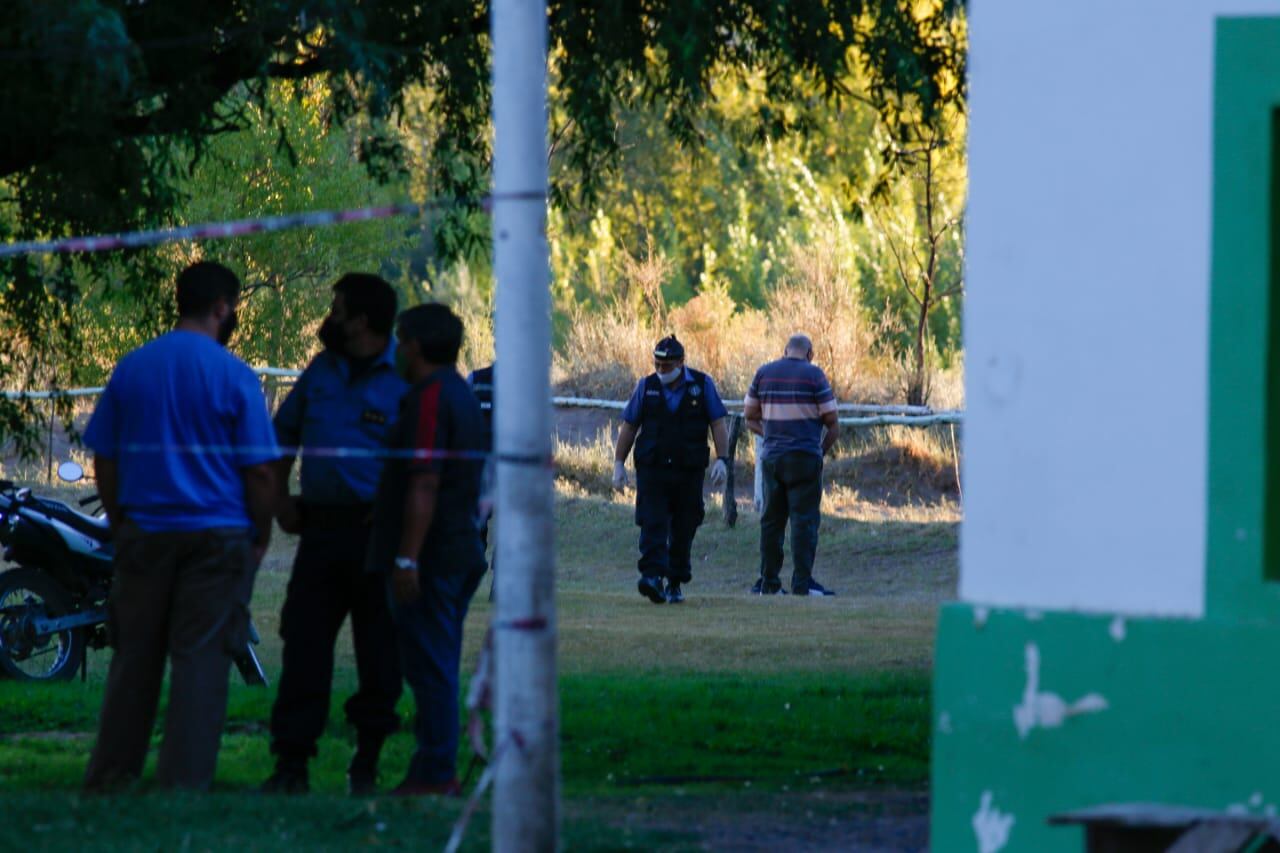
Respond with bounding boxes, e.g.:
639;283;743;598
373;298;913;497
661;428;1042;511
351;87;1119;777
260;274;407;796
612;335;730;604
368;303;487;795
82;261;278;792
744;334;840;596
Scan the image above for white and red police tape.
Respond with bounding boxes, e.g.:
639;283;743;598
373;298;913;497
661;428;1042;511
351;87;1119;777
0;192;545;259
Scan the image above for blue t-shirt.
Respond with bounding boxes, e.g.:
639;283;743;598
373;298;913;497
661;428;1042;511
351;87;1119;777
83;330;279;532
621;367;728;425
274;345;407;505
745;357;838;460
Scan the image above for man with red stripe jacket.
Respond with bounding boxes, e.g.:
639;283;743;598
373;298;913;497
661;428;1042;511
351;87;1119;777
368;303;487;795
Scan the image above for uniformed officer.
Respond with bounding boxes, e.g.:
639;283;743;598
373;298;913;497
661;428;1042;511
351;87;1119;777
612;335;730;603
466;362;494;450
466;361;496;599
260;273;407;796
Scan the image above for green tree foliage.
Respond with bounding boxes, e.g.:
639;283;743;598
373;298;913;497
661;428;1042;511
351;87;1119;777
544;56;964;402
74;81;416;383
0;0;965;453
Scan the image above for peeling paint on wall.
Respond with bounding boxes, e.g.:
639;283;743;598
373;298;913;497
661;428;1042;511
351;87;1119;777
1013;643;1109;739
939;712;954;734
974;607;990;629
1227;791;1277;817
973;790;1015;853
1109;617;1126;642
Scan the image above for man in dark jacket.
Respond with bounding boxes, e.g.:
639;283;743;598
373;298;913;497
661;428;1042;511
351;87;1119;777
369;303;487;795
612;335;730;604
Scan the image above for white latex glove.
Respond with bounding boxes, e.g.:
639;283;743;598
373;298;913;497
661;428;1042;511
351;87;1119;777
709;458;728;488
612;460;629;490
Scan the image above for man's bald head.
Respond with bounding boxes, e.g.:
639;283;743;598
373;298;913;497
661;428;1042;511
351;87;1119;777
784;334;814;361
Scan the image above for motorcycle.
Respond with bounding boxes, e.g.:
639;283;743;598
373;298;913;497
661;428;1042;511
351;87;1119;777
0;461;267;684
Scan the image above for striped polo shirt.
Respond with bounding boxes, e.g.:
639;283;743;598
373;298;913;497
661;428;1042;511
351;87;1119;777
745;357;838;460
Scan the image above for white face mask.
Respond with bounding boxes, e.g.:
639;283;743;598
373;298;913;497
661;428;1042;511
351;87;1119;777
657;367;682;385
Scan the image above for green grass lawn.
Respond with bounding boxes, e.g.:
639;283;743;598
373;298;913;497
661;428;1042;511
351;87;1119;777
0;482;957;850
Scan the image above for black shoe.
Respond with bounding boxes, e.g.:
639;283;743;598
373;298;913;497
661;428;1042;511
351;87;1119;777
666;581;684;604
260;763;309;795
796;579;836;597
750;578;786;595
348;766;377;797
348;732;384;796
638;575;667;604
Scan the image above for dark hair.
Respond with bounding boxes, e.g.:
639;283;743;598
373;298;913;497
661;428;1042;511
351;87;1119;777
398;303;464;364
333;273;398;337
176;262;241;318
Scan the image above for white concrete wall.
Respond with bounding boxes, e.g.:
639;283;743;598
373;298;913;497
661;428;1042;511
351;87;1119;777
962;1;1279;616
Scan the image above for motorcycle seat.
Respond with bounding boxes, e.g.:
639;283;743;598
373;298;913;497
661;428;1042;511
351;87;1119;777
32;499;112;542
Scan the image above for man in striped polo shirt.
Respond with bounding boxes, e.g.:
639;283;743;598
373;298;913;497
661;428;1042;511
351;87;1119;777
743;334;840;596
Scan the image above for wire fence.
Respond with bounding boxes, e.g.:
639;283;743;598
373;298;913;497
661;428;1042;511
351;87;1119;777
0;205;963;495
1;369;964;509
6;370;963;422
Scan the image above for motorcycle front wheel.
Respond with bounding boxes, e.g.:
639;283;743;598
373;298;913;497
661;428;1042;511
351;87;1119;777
0;568;85;681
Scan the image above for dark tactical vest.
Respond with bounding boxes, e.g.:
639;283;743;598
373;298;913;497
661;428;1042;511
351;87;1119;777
633;369;713;471
470;364;495;450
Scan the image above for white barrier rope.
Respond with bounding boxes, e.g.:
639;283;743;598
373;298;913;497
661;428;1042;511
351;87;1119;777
3;371;964;425
1;387;106;401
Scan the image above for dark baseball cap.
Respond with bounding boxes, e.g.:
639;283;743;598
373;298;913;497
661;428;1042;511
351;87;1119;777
653;335;684;360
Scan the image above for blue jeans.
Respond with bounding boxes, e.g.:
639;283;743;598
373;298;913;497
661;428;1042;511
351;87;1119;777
386;542;485;785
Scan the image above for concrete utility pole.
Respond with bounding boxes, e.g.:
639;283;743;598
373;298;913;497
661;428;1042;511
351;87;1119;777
491;0;558;850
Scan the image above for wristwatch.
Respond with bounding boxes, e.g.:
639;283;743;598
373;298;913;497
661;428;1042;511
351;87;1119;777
394;556;418;572
716;456;730;464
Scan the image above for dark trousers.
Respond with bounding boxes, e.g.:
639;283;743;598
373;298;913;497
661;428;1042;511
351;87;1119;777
635;466;705;584
388;540;486;785
270;522;402;761
84;524;253;792
759;451;824;593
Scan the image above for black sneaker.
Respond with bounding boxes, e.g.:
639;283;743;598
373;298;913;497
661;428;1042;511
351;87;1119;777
637;575;667;604
260;763;309;795
666;581;684;603
797;579;836;597
347;732;385;796
347;766;377;797
750;579;786;595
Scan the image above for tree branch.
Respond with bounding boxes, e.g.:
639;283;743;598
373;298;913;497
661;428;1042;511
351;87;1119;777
882;229;923;307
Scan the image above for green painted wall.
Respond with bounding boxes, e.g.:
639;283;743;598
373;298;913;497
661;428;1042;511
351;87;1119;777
932;19;1280;850
1208;17;1280;621
932;605;1280;851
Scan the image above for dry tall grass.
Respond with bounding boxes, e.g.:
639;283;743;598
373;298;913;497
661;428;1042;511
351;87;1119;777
553;242;953;406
